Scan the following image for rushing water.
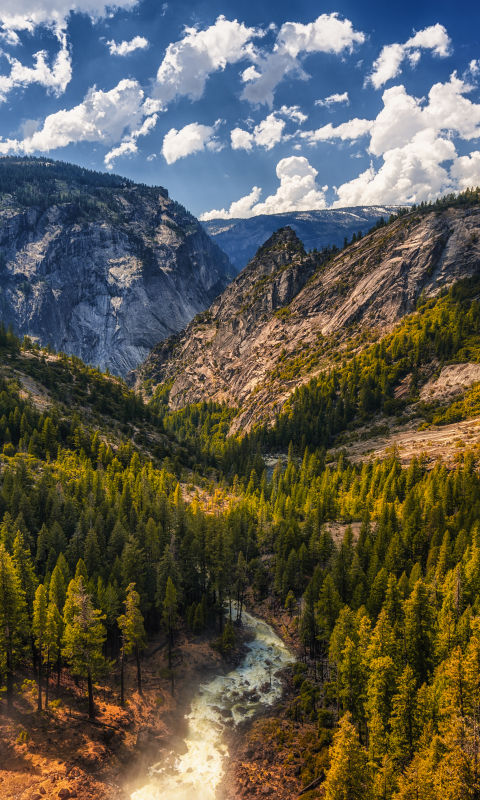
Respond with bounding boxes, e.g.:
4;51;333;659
131;610;295;800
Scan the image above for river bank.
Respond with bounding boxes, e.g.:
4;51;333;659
0;601;324;800
0;619;251;800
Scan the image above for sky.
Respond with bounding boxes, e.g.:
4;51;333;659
0;0;479;219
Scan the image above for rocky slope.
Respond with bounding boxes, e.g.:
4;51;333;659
0;158;233;376
202;205;404;270
131;205;480;433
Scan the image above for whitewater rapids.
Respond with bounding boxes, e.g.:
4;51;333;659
131;610;294;800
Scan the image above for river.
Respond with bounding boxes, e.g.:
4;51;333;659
131;610;295;800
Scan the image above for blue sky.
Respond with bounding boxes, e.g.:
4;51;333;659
0;0;479;218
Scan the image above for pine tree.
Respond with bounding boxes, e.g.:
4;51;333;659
162;576;178;696
44;602;62;706
117;582;146;703
404;579;435;684
32;584;47;712
0;544;28;714
221;616;236;656
389;665;422;761
324;712;370;800
63;576;106;719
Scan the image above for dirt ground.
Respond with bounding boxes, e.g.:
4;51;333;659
335;414;480;468
0;623;232;800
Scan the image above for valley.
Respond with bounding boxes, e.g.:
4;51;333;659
1;168;480;800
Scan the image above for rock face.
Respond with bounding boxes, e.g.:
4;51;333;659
202;206;404;271
0;158;233;376
132;207;480;433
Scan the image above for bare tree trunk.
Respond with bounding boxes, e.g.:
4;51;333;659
120;643;125;707
46;654;50;709
6;646;14;716
87;669;95;719
57;649;61;698
37;643;42;713
136;645;142;695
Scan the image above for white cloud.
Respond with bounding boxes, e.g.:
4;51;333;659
153;15;261;108
467;60;480;78
0;31;71;103
279;104;308;123
0;78;158;168
232;113;286;151
107;36;149;56
231;127;254;151
315;91;349;107
302;117;373;144
368;24;451;89
0;0;139;101
200;156;327;219
162;120;223;164
230;105;307;152
105;112;158;168
450;151;480;191
325;74;480;206
241;13;365;107
333;130;456;207
0;0;138;36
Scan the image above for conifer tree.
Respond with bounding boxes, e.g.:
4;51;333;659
44;602;62;706
32;584;47;711
324;712;370;800
404;579;435;684
117;582;146;702
0;543;28;714
221;616;236;656
63;576;106;719
163;576;178;696
389;665;421;761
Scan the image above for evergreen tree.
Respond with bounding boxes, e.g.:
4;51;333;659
0;544;28;714
63;576;106;718
32;584;47;712
389;665;422;761
324;712;370;800
117;582;146;703
163;577;178;696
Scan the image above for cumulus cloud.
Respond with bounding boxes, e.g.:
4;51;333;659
162;120;223;164
0;78;159;169
323;74;480;206
151;14;362;112
106;36;149;56
315;91;349;107
333;130;456;207
302;117;373;144
450;151;480;191
368;24;451;89
0;0;138;37
0;0;139;100
230;105;307;152
241;13;365;107
200;156;327;219
153;15;260;108
279;105;308;123
0;31;71;103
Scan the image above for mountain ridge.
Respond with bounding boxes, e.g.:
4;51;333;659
132;200;480;434
202;205;405;271
0;157;233;376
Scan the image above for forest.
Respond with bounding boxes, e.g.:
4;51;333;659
2;189;480;797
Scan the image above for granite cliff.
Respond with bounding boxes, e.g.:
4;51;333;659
132;204;480;432
0;158;233;376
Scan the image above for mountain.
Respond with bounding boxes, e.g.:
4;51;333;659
0;157;233;376
202;206;405;271
131;200;480;434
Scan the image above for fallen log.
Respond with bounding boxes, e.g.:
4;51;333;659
297;775;324;797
